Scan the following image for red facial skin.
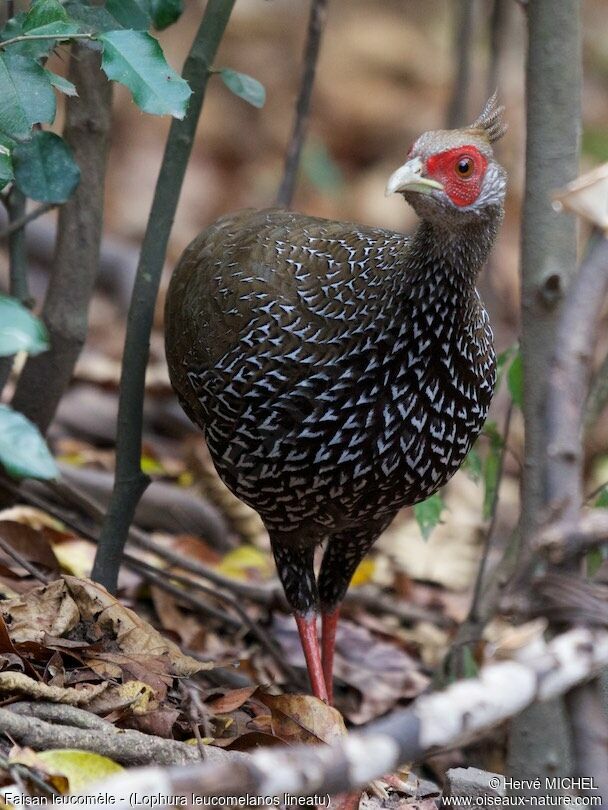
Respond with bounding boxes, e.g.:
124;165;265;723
425;146;488;207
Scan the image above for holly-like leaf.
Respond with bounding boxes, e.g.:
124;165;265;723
1;0;83;59
45;70;78;97
105;0;151;31
507;350;524;409
23;0;81;36
0;53;56;141
414;492;444;540
99;30;191;118
219;68;265;109
0;295;49;357
13;130;80;203
0;404;58;480
62;3;121;34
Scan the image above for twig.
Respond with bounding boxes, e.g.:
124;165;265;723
486;0;510;98
0;706;242;767
276;0;328;208
469;402;513;623
0;533;50;584
12;42;113;434
8;701;113;731
445;0;475;128
93;0;237;593
89;627;608;807
0;202;55;241
0;32;94;49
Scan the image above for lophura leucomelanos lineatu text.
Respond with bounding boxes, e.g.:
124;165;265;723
165;95;507;704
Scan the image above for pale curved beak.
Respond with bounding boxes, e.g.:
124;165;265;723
385;156;443;197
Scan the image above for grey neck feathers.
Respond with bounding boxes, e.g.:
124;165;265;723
405;207;503;291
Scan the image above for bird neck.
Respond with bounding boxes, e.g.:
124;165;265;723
405;207;503;292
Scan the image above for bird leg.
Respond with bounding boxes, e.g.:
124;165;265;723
321;608;339;705
295;612;328;702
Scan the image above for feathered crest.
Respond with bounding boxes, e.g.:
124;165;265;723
469;91;507;144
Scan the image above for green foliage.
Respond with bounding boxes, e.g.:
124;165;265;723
0;404;57;480
0;295;49;356
595;486;608;508
507;350;524;409
414;492;445;540
147;0;184;30
481;421;504;520
105;0;183;31
462;447;482;483
0;52;56;140
45;70;78;97
99;30;191;119
0;143;13;189
13;131;80;202
219;68;266;108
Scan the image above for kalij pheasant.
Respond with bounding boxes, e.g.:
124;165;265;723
165;95;507;703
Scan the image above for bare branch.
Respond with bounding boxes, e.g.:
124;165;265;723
276;0;328;208
93;0;238;594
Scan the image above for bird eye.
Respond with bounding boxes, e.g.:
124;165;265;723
455;156;475;178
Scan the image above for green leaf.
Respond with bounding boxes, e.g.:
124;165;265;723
496;342;517;386
0;404;58;480
0;52;56;141
0;145;13;189
3;0;82;58
462;447;482;484
45;70;78;97
0;295;49;357
219;68;265;109
99;30;191;118
507;350;524;409
105;0;151;30
63;3;122;34
586;547;603;578
13;131;80;203
414;492;444;540
595;487;608;508
147;0;183;30
481;422;504;521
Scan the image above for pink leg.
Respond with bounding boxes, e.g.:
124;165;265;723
295;613;328;702
321;608;340;705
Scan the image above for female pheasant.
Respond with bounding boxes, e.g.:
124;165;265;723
165;96;507;703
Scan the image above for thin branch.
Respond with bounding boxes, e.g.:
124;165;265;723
0;201;55;241
0;32;94;49
276;0;328;208
445;0;475;129
93;0;237;593
0;706;242;767
0;533;50;584
11;42;113;434
88;627;608;807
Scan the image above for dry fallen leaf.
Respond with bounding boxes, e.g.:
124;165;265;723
62;576;210;677
259;692;347;745
0;579;80;644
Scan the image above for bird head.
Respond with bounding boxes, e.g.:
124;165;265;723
386;93;507;227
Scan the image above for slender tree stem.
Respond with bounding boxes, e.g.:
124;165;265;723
0;188;30;395
92;0;237;593
446;0;475;128
507;0;581;794
276;0;328;208
11;43;112;433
